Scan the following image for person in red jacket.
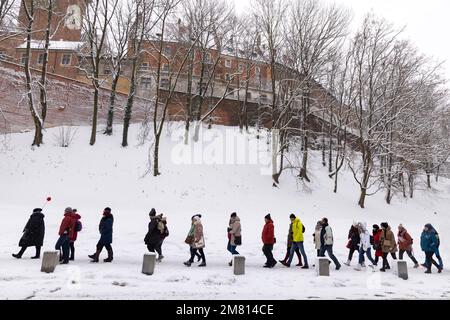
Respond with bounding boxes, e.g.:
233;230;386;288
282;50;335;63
262;214;277;268
372;224;383;266
69;209;82;261
397;224;419;268
55;207;76;264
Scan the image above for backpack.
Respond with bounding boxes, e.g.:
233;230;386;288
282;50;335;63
75;220;82;232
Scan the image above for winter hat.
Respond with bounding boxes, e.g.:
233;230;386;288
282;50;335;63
289;214;296;219
265;214;271;220
322;217;328;224
230;212;237;218
64;207;73;213
73;208;77;213
149;208;156;217
381;222;388;229
33;208;42;213
104;207;111;213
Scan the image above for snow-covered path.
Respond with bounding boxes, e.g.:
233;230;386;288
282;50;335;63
1;123;449;300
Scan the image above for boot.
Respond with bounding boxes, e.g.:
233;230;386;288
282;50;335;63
89;250;101;263
424;269;431;274
31;246;41;259
184;260;192;267
414;263;420;268
12;247;26;259
354;264;363;271
104;248;113;263
198;261;206;267
280;261;290;267
279;251;289;264
301;265;309;269
344;260;351;266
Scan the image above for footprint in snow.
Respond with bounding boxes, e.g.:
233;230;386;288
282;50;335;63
112;281;128;287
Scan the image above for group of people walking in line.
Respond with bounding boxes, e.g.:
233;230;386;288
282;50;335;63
12;208;444;274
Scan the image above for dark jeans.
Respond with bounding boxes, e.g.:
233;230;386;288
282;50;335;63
399;249;418;265
17;246;41;257
435;247;444;269
55;234;70;263
263;244;276;266
282;245;302;264
319;245;341;268
374;255;380;265
348;247;359;261
381;252;397;269
147;243;162;256
358;247;376;265
189;247;205;263
287;242;308;266
227;242;239;255
425;251;441;271
96;243;113;257
69;241;75;260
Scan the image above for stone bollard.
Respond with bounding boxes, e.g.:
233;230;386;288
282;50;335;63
41;251;59;273
233;255;245;275
142;253;157;275
316;257;330;276
397;260;408;280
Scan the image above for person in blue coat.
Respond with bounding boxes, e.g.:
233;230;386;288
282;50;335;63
89;207;114;263
420;224;442;273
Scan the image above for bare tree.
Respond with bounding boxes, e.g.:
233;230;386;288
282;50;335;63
285;0;350;182
81;0;119;145
121;0;158;146
104;1;133;135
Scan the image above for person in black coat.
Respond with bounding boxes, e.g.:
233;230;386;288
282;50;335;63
89;207;114;263
13;208;45;259
344;223;360;266
144;209;162;256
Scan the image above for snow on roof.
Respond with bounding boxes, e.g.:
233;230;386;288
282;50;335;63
16;40;83;51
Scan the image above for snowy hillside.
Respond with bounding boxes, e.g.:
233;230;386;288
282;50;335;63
0;123;449;300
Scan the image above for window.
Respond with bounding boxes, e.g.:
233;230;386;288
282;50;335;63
140;77;151;89
21;53;28;65
140;62;149;70
226;86;235;95
61;54;71;66
103;68;111;75
225;59;231;68
0;51;6;60
225;73;231;82
162;63;169;72
205;52;212;64
246;91;252;99
159;78;169;89
163;46;172;56
238;63;244;72
255;66;261;76
37;53;45;65
260;94;268;103
197;81;207;92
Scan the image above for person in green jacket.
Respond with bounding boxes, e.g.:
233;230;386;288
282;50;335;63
280;214;309;269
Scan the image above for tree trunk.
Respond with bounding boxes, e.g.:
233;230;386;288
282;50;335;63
358;187;367;208
104;71;120;135
89;83;99;146
153;133;161;176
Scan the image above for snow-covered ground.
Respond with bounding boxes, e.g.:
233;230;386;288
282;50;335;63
0;123;449;300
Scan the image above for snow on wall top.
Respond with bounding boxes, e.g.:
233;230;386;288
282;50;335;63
16;40;84;51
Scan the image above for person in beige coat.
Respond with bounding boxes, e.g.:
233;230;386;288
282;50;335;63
227;212;242;266
184;215;206;267
313;221;322;256
379;222;398;272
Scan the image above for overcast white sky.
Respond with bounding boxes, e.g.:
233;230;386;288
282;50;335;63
232;0;450;82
